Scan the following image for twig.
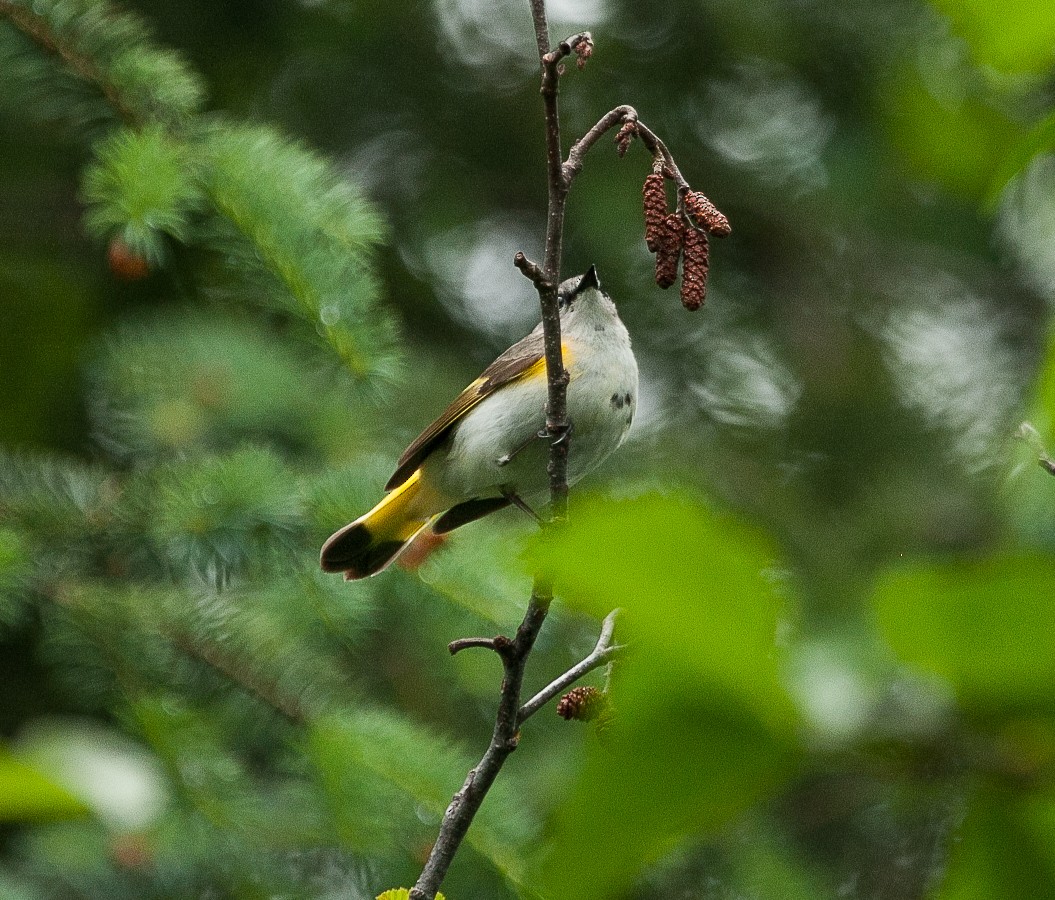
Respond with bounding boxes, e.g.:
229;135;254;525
410;586;551;900
517;609;622;724
448;636;506;656
409;5;586;898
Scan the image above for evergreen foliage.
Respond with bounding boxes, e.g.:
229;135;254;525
0;2;539;896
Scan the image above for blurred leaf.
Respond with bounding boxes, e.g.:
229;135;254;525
142;446;302;576
873;554;1055;709
986;111;1055;208
0;749;88;822
201;122;398;381
528;494;801;898
376;890;444;900
883;64;1021;200
14;718;170;830
935;785;1055;898
930;0;1055;75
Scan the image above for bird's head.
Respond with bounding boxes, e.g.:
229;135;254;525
557;265;606;315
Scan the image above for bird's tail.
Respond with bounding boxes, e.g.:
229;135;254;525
319;471;432;579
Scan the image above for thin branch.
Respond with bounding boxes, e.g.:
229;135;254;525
513;250;548;290
564;104;691;191
448;636;505;656
410;5;579;896
412;3;701;896
517;609;622;725
410;588;551;900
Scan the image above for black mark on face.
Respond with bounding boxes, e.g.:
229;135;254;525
610;392;625;410
624;392;633;407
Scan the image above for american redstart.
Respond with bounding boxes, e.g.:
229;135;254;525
320;266;638;579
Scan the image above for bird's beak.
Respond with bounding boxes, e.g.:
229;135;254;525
580;264;600;291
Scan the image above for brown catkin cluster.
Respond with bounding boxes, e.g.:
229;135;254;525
655;212;684;289
557;685;607;721
680;226;710;310
642;173;667;252
684;190;731;237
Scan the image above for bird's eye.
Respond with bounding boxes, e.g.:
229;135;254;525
557;294;569;310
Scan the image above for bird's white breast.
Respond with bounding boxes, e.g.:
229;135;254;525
430;296;638;505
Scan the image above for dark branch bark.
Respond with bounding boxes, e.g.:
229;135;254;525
410;587;551;899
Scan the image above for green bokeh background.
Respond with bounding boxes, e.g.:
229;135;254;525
4;0;1055;897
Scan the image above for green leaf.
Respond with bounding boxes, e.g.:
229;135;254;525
0;749;88;822
376;890;445;900
936;785;1055;899
882;64;1022;201
873;554;1055;709
930;0;1055;75
528;494;801;898
201;123;397;380
986;110;1055;208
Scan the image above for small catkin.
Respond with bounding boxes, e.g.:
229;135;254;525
557;685;607;721
574;35;594;70
685;191;731;237
642;173;668;252
655;212;684;289
680;226;710;310
615;119;636;157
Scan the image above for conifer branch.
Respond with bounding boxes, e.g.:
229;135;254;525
0;0;139;125
170;631;310;727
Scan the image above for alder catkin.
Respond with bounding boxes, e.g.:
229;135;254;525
615;119;636;157
655;212;684;289
684;190;731;237
642;173;668;253
557;686;607;721
680;226;709;310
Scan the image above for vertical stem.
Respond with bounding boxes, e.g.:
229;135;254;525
531;0;572;521
408;4;573;897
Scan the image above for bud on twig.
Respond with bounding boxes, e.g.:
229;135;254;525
655;212;684;289
573;34;594;70
684;190;731;237
557;685;607;721
642;173;667;253
680;226;709;311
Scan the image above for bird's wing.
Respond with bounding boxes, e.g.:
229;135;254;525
385;329;553;490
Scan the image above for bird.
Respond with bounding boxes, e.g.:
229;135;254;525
320;266;638;579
